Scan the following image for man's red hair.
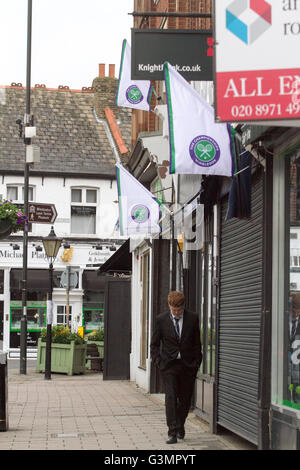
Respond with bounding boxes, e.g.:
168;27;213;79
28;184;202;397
168;291;185;307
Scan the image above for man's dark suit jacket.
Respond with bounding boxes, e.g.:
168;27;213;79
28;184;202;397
150;309;202;376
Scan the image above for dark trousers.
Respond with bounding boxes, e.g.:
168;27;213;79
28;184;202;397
162;359;196;436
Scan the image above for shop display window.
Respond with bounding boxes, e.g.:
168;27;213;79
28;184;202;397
83;285;104;332
83;306;104;332
198;213;216;377
285;154;300;409
10;301;46;331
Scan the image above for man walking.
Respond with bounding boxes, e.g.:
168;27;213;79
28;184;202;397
150;291;202;444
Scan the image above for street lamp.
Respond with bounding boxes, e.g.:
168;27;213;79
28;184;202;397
42;226;62;380
20;0;33;375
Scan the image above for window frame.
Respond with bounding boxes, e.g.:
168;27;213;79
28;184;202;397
6;184;35;233
7;184;34;203
70;186;99;235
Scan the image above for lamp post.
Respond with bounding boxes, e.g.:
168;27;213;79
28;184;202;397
20;0;33;375
42;226;62;380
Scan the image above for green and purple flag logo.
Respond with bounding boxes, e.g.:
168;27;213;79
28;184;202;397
164;62;234;177
116;163;161;236
115;40;153;111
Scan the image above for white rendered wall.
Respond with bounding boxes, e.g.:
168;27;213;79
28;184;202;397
0;174;119;239
130;243;153;392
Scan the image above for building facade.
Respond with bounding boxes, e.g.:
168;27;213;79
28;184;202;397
123;0;300;451
0;65;131;357
127;0;212;403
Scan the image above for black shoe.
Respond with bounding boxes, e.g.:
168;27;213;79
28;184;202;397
177;427;185;439
166;435;177;444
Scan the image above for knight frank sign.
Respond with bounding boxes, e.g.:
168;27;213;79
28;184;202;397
131;29;213;81
213;0;300;122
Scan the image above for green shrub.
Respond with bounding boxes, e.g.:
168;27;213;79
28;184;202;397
87;327;104;342
40;325;85;345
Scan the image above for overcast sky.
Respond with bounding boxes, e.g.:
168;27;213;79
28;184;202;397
0;0;133;89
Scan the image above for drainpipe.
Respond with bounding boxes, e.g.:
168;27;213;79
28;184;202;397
93;108;121;164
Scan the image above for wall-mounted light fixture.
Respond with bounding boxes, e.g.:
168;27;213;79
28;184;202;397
92;244;102;250
10;243;20;251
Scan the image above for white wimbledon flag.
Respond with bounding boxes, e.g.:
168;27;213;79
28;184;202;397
116;163;161;236
164;62;234;176
115;39;153;111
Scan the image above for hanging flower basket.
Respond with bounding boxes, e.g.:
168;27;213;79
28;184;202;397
0;218;13;238
0;199;28;239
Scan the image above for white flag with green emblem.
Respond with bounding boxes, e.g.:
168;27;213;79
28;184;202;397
164;62;234;176
116;163;161;236
115;40;153;111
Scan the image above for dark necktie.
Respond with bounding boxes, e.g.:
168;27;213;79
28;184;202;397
174;317;180;338
292;319;297;339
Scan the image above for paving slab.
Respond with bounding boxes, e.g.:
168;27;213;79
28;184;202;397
0;368;256;452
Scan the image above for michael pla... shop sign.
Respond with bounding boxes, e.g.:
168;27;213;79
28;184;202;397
213;0;300;123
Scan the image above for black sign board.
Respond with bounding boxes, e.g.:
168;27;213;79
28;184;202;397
10;331;40;348
131;29;213;81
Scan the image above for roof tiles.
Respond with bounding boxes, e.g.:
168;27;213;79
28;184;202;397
0;84;132;177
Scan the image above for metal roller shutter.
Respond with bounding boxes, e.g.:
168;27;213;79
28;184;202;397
217;168;263;445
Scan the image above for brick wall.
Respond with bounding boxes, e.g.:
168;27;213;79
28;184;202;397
92;64;132;154
131;0;212;145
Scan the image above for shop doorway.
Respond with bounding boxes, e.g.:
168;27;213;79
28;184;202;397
103;278;131;380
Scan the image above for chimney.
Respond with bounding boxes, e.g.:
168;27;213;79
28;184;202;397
109;64;115;78
99;63;105;78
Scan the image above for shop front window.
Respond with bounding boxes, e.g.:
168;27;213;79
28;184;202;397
83;307;104;332
82;271;105;333
10;302;46;331
286;154;300;409
198;211;216;377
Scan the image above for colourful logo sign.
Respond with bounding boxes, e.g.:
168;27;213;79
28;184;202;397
189;135;220;168
126;85;143;104
131;204;150;224
226;0;272;45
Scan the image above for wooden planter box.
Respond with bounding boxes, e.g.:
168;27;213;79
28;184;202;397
36;338;87;376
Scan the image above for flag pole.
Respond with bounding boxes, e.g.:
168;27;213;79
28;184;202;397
152;86;164;104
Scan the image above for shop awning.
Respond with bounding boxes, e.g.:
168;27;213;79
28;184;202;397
98;239;131;274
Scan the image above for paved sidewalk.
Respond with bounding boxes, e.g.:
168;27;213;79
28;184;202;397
0;368;255;451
